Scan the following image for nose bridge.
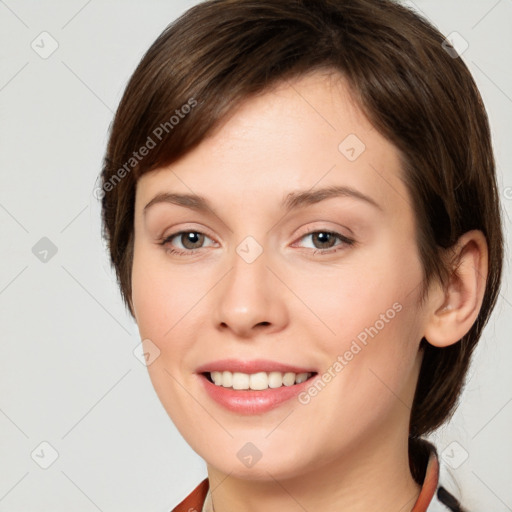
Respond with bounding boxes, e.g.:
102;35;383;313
212;234;288;337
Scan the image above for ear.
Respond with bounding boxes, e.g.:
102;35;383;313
423;230;488;348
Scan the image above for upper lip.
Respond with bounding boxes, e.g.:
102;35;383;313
196;359;317;374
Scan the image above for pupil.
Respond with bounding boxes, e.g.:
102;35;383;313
183;232;203;249
314;232;333;249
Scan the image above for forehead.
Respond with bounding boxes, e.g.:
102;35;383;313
135;71;410;220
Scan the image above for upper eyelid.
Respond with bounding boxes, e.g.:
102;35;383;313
294;223;353;239
292;230;354;249
161;224;216;241
162;230;217;246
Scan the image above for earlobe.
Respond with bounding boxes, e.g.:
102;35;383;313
423;230;488;348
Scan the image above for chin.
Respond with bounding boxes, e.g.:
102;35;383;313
207;455;310;482
194;435;318;481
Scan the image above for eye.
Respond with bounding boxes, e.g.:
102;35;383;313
159;230;216;255
294;230;355;254
159;229;355;257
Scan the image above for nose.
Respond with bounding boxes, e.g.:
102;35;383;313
212;244;289;339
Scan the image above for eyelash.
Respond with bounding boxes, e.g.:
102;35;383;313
158;229;355;257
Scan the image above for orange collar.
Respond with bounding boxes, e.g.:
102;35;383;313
171;478;209;512
171;450;440;512
411;448;440;512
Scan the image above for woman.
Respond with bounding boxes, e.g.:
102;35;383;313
99;0;504;510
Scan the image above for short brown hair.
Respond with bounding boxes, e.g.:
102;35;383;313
100;0;503;486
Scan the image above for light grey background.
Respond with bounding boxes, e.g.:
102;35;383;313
0;1;510;511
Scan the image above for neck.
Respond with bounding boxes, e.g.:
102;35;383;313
205;425;421;512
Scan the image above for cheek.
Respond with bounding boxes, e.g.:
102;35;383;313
132;243;198;339
289;271;423;457
295;236;425;397
296;235;423;343
131;247;179;385
131;247;203;427
131;243;215;385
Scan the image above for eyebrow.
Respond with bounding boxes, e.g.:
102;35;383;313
143;185;382;214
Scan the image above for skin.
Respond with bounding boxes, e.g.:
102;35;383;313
131;71;488;512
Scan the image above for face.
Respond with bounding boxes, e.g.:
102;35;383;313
132;71;430;481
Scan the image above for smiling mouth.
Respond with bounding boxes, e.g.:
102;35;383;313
202;370;318;391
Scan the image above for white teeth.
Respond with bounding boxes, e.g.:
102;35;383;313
282;372;296;386
232;372;250;390
222;370;232;388
249;372;268;390
295;372;309;384
268;371;283;388
208;370;313;390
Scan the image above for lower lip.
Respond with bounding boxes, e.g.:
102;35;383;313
198;373;317;415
